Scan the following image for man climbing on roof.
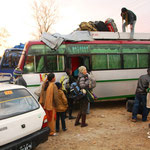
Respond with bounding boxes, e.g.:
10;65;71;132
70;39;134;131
121;7;137;40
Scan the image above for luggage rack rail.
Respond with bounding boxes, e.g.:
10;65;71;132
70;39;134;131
90;32;150;41
0;73;13;83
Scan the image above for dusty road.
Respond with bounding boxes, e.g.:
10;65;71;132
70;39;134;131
36;100;150;150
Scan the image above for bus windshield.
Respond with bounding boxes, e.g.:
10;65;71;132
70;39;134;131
1;49;22;69
0;43;24;75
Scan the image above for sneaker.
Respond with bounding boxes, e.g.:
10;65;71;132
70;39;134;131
131;118;137;122
49;133;58;136
69;116;76;120
63;128;67;131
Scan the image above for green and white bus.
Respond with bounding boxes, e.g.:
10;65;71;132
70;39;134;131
18;32;150;101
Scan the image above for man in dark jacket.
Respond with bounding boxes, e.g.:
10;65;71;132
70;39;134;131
132;68;150;122
121;7;137;39
13;67;27;87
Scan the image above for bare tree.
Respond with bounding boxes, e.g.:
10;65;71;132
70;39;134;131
0;27;10;56
32;0;58;39
0;27;10;47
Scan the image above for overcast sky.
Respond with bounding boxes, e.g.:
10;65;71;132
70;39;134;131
0;0;150;55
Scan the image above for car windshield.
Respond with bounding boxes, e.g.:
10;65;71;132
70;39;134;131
0;88;39;120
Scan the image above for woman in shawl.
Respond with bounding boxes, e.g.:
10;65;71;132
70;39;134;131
39;73;59;136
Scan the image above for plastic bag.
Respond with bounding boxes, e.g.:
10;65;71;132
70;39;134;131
147;92;150;108
88;73;96;89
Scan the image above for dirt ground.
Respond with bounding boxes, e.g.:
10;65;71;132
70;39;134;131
36;100;150;150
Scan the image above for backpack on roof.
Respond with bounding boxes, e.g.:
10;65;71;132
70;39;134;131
94;21;109;31
79;21;97;31
105;18;118;32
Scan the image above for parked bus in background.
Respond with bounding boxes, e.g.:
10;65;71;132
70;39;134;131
0;43;24;75
17;32;150;101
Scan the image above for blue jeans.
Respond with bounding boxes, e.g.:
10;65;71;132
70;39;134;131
132;94;149;121
122;21;136;39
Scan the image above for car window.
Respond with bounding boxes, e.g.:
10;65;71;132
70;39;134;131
0;89;39;120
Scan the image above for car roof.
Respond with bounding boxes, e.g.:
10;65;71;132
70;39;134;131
0;83;26;91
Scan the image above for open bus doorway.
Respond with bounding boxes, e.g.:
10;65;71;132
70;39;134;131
66;55;91;78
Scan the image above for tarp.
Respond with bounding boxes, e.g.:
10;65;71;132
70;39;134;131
41;31;94;50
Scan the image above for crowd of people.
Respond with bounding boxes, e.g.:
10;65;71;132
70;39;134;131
13;66;94;136
13;65;150;136
38;66;93;136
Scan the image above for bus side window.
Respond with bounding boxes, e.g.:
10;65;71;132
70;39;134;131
139;54;149;68
24;56;34;73
92;54;121;70
92;55;107;70
45;55;64;72
36;56;45;73
123;54;137;69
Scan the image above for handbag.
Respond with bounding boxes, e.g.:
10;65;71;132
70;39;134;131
147;92;150;108
88;73;96;89
86;90;95;102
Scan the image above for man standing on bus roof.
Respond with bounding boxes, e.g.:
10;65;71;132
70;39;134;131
132;68;150;122
121;7;137;40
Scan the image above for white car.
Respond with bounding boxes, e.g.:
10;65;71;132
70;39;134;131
0;83;50;150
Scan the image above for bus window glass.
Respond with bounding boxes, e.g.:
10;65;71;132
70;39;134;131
124;54;137;68
92;55;107;70
45;55;64;72
122;44;149;53
24;56;35;73
139;54;148;68
84;57;90;71
36;56;45;73
28;45;65;55
57;55;64;71
109;55;121;69
2;50;21;68
46;56;57;72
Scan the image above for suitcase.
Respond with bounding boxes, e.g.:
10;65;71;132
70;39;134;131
126;99;143;114
94;21;109;31
105;18;118;32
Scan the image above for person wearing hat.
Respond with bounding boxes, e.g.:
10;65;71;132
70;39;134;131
75;66;90;127
55;82;68;132
13;67;27;87
121;7;137;39
132;68;150;122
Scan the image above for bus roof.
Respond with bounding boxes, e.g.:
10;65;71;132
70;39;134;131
26;32;150;46
22;32;150;54
91;32;150;40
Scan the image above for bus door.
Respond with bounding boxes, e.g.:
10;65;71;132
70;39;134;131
66;55;91;77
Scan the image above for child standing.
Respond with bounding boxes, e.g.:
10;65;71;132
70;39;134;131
55;82;68;132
